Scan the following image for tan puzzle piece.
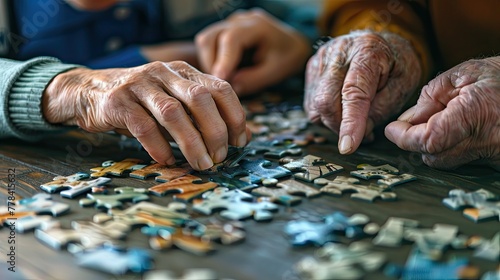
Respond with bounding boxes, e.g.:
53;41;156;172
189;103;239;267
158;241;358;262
148;174;218;201
316;176;397;202
280;154;343;182
350;164;416;187
252;179;321;206
90;158;145;177
129;162;192;182
149;228;214;255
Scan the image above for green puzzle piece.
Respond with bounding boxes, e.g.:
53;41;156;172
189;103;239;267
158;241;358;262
80;187;149;209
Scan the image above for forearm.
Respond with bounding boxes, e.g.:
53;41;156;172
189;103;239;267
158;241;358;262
0;57;81;140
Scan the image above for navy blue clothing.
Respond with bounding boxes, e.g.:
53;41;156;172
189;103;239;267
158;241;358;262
13;0;163;68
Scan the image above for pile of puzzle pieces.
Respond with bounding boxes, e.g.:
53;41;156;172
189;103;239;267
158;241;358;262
1;103;498;279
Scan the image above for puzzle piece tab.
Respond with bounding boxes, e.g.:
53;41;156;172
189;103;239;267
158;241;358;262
443;189;500;222
129;162;192;182
90;158;146;178
252;179;321;206
148;174;218;201
193;187;279;221
280;155;343;182
40;173;111;198
315;176;397;202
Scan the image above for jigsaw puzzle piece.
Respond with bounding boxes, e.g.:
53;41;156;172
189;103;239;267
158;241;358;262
40;173;111;198
143;226;215;255
209;175;258;192
280;155;343;182
404;223;459;260
16;193;69;216
252;179;321;206
385;247;479;280
80;187;149;209
148;174;218;201
193;219;246;245
90;158;146;178
284;212;372;246
193;187;279;221
373;217;419;247
129;162;192;182
473;232;500;261
35;220;127;252
350;164;416;187
246;139;302;158
223;158;292;184
40;172;90;193
144;269;219;280
315;176;397;202
294;241;386;280
76;245;153;275
443;189;500;222
93;201;191;235
270;131;327;146
0;210;55;233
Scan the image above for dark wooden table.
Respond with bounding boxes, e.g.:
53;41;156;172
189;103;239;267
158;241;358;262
0;100;499;280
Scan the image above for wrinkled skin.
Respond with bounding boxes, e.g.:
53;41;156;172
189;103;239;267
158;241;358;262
386;57;500;171
43;61;250;170
195;8;311;96
304;30;421;154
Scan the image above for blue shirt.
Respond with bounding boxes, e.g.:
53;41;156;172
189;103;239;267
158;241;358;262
13;0;164;68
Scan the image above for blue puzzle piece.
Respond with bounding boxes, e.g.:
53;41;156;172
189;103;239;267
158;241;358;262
223;158;292;184
76;246;153;275
385;247;479;280
284;212;370;246
209;176;258;192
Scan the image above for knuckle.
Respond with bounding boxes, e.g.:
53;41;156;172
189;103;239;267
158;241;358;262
195;32;210;46
186;84;211;100
157;98;184;118
130;118;157;138
211;79;233;93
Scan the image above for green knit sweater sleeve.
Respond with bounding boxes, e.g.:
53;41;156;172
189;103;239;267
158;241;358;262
0;57;81;141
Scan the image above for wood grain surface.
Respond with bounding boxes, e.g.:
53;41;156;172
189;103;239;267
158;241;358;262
0;120;498;280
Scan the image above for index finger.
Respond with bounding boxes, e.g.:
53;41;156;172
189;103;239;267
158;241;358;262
338;54;383;154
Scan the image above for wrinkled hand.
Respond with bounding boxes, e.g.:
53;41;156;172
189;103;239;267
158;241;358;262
304;30;421;154
385;57;500;171
43;61;250;170
195;8;311;96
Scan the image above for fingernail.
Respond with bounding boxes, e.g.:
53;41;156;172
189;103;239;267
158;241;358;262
165;157;176;166
398;106;416;122
339;135;353;154
237;133;247;147
214;147;227;163
199;154;214;170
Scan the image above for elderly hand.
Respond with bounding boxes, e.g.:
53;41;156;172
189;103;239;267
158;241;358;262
385;57;500;171
195;8;311;96
43;61;250;170
304;30;421;154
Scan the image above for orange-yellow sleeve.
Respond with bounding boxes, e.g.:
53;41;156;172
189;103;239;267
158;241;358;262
319;0;433;83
